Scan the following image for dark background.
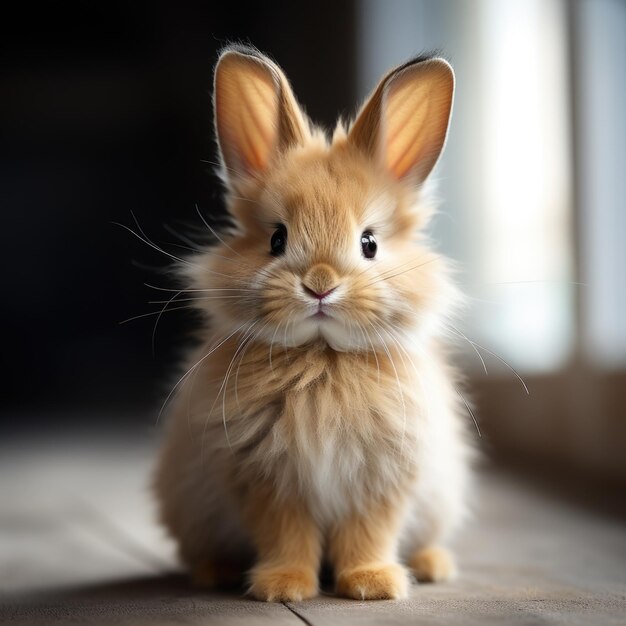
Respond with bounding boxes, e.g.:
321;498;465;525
1;2;357;428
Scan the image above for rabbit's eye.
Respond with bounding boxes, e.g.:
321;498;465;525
361;231;377;259
270;225;287;256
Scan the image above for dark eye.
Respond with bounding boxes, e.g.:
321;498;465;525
361;230;377;259
270;225;287;256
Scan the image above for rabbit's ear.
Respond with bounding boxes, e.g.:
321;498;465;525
214;46;309;184
348;57;454;184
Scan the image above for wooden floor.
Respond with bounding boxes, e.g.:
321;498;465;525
1;429;625;625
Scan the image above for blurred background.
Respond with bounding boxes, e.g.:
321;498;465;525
2;0;625;497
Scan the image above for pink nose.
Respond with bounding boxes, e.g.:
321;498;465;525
302;285;337;301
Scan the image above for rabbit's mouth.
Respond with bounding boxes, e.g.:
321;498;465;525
310;300;337;320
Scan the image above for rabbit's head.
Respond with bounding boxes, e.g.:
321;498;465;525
185;46;457;352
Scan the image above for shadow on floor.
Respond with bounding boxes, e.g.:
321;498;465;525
1;574;273;625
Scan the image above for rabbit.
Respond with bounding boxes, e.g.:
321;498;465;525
153;44;472;602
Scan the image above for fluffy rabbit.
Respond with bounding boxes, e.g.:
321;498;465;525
154;45;472;602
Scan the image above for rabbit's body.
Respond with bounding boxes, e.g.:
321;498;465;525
156;336;469;548
154;46;472;601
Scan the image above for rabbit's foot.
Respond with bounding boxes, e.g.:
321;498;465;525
249;565;318;602
336;562;409;600
409;546;457;583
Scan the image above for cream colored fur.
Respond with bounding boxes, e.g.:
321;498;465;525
154;45;472;602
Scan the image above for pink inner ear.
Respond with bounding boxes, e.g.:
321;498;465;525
384;96;431;180
215;55;280;179
238;98;276;173
380;63;454;183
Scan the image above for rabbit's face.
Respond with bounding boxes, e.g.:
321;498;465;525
186;46;455;351
191;144;450;352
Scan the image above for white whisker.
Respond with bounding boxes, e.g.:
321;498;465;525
145;283;254;294
447;323;488;376
455;387;481;437
156;321;249;425
371;324;407;456
119;304;196;324
152;289;185;356
446;324;529;395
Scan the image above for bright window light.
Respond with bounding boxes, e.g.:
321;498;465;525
473;0;574;372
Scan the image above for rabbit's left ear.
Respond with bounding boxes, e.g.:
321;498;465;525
348;57;454;184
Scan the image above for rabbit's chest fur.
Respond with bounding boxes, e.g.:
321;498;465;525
214;340;447;522
157;336;469;564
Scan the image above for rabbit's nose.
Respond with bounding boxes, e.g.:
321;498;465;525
302;285;337;301
302;263;339;300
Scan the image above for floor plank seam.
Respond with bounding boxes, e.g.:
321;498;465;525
283;601;314;626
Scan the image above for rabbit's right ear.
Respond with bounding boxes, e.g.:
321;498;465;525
214;46;309;186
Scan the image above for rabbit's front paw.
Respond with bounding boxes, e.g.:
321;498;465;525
336;562;409;600
249;565;318;602
409;546;457;583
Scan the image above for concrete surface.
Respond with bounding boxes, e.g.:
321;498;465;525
1;430;625;625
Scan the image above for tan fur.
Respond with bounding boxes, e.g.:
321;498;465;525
245;483;321;601
153;46;472;602
410;546;457;583
330;496;411;599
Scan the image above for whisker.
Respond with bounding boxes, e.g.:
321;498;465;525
364;257;439;288
354;253;428;284
268;318;284;370
218;334;251;452
163;241;201;254
144;283;254;294
385;325;438;431
148;296;249;304
115;218;253;287
476;279;587;287
195;204;244;258
455;387;481;437
447;323;488;376
157;321;250;425
391;326;477;437
371;324;407;456
195;204;278;284
114;219;192;268
163;223;204;252
151;289;185;356
234;321;269;409
119;304;196;324
446;325;529;395
363;324;381;384
204;321;260;455
282;311;297;357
